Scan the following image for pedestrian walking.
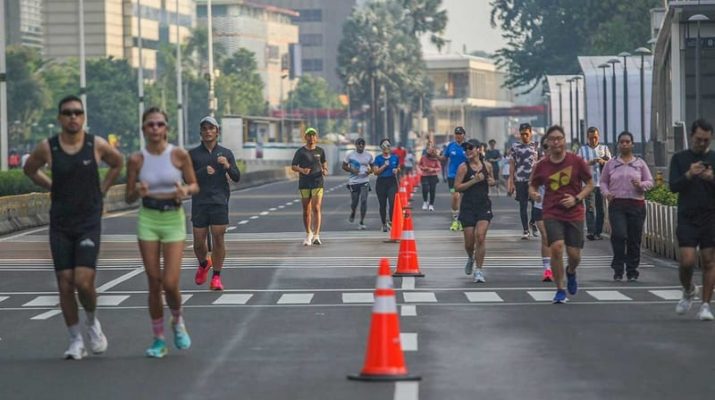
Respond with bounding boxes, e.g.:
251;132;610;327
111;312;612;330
404;149;415;176
342;138;374;230
291;127;328;246
533;135;552;282
125;107;198;358
419;144;441;211
374;138;400;232
485;139;502;194
189;116;241;291
529;125;594;304
442;126;468;231
508;123;540;239
577;127;612;240
600;131;653;282
669;119;715;321
23;95;123;359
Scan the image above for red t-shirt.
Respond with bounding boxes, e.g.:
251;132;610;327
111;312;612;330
531;152;592;222
393;148;406;167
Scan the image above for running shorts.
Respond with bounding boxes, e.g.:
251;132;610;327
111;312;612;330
544;219;584;248
50;222;101;271
138;207;187;243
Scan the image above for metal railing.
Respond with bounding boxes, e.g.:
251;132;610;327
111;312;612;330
642;201;680;261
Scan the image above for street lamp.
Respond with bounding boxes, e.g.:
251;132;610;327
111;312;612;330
618;52;631;132
573;75;583;144
555;82;563;126
598;63;610;147
634;47;652;156
607;58;621;146
689;14;710;118
567;78;575;144
544;92;551;127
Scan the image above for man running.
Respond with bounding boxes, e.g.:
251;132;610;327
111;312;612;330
670;119;715;321
529;125;593;304
24;95;123;359
190;116;241;291
508;123;540;239
291;128;328;246
342;138;373;230
577;127;612;240
485;139;502;194
442;126;468;231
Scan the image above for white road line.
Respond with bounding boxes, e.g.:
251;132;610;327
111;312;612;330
403;292;437;303
650;289;682;300
181;294;193;304
277;205;285;209
401;277;415;290
285;202;292;206
0;296;7;304
23;296;59;307
465;292;504;302
212;294;253;305
341;293;374;303
394;382;419;400
249;216;259;220
227;226;237;231
527;291;554;302
30;310;62;320
0;226;49;242
238;220;249;225
586;290;632;301
269;208;277;211
401;333;418;351
401;305;417;316
96;267;144;293
259;211;269;216
277;293;314;304
97;295;130;306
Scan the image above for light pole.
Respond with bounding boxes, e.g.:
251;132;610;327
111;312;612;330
138;0;145;148
0;0;7;170
689;14;710;119
207;0;216;116
175;0;184;148
79;0;88;125
608;58;621;146
567;78;574;144
556;82;563;126
544;92;551;127
381;85;387;141
634;47;652;155
619;52;631;132
573;76;583;144
598;63;610;147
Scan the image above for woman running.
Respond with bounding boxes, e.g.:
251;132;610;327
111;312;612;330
419;144;441;211
455;139;496;283
125;107;199;358
373;138;401;232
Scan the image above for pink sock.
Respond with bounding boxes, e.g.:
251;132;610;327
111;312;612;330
170;308;182;325
151;318;164;339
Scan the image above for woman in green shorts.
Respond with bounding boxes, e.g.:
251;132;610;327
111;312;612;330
125;107;199;358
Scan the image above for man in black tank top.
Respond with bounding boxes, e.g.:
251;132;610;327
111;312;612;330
23;95;123;360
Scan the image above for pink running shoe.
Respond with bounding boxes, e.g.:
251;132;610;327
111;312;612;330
209;274;224;291
194;257;212;285
542;268;553;282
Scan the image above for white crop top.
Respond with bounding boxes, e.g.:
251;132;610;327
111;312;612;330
139;144;183;195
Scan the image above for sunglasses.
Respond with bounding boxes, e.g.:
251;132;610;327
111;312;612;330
60;109;84;117
144;121;167;128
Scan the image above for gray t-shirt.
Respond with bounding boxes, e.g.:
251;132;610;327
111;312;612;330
344;150;374;185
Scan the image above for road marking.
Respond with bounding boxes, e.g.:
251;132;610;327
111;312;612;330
277;293;314;304
238;220;249;225
213;294;253;305
181;294;193;304
586;290;632;301
227;226;237;231
96;267;144;292
401;333;418;351
401;277;415;290
30;310;62;320
23;296;59;307
0;296;7;304
277;205;285;209
341;293;374;303
269;208;277;211
465;292;504;302
527;291;554;302
97;295;130;306
403;292;436;303
285;202;292;206
259;211;269;216
401;305;417;316
249;216;259;220
394;382;419;400
650;289;682;300
0;226;49;242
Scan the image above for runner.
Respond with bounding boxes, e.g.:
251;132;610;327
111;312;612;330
419;144;441;211
454;139;495;283
342;137;373;230
125;107;198;357
442;126;468;231
669;119;715;320
189;116;241;291
374;138;400;232
508;123;539;239
485;139;502;195
533;136;552;282
404;149;415;176
291;127;328;246
600;131;653;282
529;125;593;304
577;127;612;240
23;95;123;359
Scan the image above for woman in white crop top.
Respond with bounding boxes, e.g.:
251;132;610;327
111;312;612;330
125;107;198;358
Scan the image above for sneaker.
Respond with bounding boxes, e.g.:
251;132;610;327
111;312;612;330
594;234;603;240
422;202;428;210
145;338;168;358
676;286;698;315
64;337;87;360
521;230;530;240
312;235;322;245
586;234;596;241
697;303;714;321
473;269;486;283
450;220;460;231
530;224;539;238
428;205;434;212
303;233;314;246
542;268;553;282
566;272;578;295
627;275;639;282
552;289;568;304
86;319;108;354
358;223;367;230
172;322;192;350
194;257;212;285
382;224;389;232
613;273;623;282
348;214;355;223
210;274;224;291
464;257;474;276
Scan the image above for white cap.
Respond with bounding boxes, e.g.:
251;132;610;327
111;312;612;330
200;115;220;128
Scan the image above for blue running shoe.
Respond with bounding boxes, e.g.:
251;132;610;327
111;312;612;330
567;272;578;295
552;289;568;304
145;338;168;358
173;323;192;350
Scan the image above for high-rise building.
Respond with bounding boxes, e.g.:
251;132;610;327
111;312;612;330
4;0;43;50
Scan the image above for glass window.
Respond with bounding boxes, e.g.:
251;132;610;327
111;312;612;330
293;9;322;22
299;34;323;47
302;59;324;72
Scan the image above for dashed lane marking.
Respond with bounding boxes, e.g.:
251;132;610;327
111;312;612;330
341;293;374;303
527;291;554;302
277;293;314;304
402;277;415;290
403;292;437;303
465;292;504;302
213;294;254;305
401;333;418;351
249;216;259;220
259;211;269;216
394;382;419;400
401;305;417;316
650;290;682;300
586;290;633;301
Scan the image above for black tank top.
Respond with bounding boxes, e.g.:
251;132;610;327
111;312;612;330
460;162;490;210
49;133;102;228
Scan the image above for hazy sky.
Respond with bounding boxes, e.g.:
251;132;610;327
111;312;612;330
421;0;506;55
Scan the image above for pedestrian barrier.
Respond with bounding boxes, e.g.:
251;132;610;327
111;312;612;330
394;210;425;277
387;194;405;243
348;258;420;382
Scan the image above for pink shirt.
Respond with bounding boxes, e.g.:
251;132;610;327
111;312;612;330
419;156;442;176
600;156;654;200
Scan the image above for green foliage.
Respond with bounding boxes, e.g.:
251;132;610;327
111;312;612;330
285;76;342;134
0;168;125;197
6;46;51;145
645;184;678;207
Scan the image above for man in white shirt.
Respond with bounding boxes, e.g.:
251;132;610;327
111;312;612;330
577;127;612;240
342;138;374;230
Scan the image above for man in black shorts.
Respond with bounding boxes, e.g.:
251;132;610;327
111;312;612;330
508;123;539;239
670;119;715;321
24;95;123;359
190;116;241;291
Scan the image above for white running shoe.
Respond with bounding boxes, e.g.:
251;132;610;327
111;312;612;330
473;269;486;283
86;319;108;354
675;286;698;315
303;233;314;246
422;202;428;210
64;337;87;360
358;224;367;230
428;205;434;212
697;303;714;321
312;235;322;245
464;257;474;276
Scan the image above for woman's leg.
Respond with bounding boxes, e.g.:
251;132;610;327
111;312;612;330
139;240;165;346
376;180;388;224
421;177;429;202
429;176;438;205
474;220;491;269
387;179;397;223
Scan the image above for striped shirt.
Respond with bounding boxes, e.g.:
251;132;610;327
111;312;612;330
577;144;612;187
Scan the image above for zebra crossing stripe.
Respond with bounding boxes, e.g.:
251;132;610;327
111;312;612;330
527;291;554;302
97;295;130;306
403;292;437;303
400;333;418;351
465;292;504;302
23;296;59;307
277;293;314;304
341;293;374;303
0;296;7;304
401;305;417;316
586;291;632;301
213;294;253;305
649;290;682;300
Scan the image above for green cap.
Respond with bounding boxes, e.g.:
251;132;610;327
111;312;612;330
305;127;318;136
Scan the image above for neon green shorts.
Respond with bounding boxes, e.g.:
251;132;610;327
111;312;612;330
299;188;324;199
137;207;187;243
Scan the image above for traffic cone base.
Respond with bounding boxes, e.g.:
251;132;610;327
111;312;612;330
347;372;421;382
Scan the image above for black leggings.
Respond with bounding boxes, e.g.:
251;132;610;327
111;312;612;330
376;177;397;225
421;176;438;205
349;183;369;222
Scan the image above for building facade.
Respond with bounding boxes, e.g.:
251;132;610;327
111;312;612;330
4;0;43;50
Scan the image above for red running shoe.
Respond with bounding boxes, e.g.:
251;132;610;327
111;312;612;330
194;257;212;285
209;274;224;291
542;268;553;282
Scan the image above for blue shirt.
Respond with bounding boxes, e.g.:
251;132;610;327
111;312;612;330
374;154;400;178
446;141;467;178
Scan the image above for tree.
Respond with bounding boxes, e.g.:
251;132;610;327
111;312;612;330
5;46;50;146
284;75;341;134
218;48;264;116
490;0;661;92
399;0;448;49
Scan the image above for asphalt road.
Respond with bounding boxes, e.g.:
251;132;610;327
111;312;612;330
0;176;712;400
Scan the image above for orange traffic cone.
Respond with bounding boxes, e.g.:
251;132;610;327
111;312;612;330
385;194;404;243
399;182;411;209
348;259;420;382
394;210;424;277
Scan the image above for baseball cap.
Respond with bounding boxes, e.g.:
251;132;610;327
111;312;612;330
454;126;466;135
200;115;220;129
355;137;366;145
461;139;481;151
519;123;532;131
305;127;318;136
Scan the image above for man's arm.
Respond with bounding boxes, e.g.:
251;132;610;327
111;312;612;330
23;140;52;191
669;154;692;193
225;151;241;182
96;137;124;194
